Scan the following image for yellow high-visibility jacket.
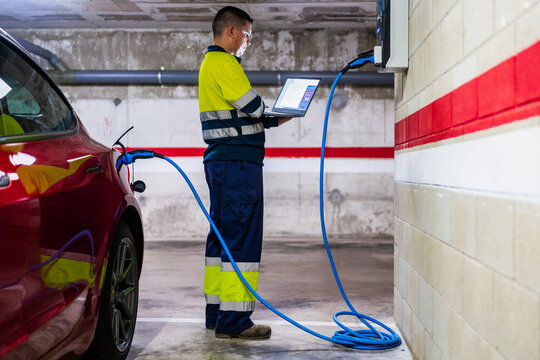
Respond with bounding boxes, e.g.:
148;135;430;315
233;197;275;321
198;45;277;165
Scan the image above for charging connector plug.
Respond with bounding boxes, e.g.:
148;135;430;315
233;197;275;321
112;126;164;170
340;49;375;74
116;149;164;171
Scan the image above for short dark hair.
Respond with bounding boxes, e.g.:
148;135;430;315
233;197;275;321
212;6;253;38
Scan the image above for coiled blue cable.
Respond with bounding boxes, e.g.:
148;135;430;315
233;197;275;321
153;52;401;351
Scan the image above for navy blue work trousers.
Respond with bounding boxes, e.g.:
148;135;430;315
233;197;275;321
204;160;264;334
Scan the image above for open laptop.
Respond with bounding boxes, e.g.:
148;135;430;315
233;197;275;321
264;77;320;117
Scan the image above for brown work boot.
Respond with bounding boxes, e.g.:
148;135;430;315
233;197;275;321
215;324;271;340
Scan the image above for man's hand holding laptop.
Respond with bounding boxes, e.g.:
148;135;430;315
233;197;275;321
277;116;293;126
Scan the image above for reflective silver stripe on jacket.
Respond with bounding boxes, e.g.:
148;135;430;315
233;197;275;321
221;262;260;273
241;123;264;136
200;110;234;121
220;300;256;312
205;257;221;267
203;127;238;140
200;109;259;122
233;89;259;109
205;294;220;304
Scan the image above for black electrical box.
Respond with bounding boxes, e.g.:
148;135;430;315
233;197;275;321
376;0;391;68
374;0;408;72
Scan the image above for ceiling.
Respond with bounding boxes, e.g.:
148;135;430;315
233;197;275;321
1;0;377;30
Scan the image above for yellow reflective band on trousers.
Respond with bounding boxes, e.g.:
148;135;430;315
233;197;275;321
204;259;260;310
219;271;259;303
204;265;221;304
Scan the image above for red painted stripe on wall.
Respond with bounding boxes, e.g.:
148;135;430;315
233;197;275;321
266;147;394;158
123;147;395;158
396;40;540;151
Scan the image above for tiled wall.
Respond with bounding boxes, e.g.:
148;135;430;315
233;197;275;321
394;1;540;359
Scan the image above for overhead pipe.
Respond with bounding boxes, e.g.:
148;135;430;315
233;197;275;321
13;35;69;72
15;37;393;86
49;69;393;86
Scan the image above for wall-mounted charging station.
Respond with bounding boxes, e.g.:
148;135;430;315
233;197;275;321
374;0;409;73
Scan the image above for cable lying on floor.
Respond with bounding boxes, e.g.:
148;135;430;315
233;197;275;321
116;51;401;350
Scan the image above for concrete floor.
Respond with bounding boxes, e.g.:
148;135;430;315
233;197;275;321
128;237;411;359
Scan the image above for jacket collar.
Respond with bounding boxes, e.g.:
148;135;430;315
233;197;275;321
206;45;242;64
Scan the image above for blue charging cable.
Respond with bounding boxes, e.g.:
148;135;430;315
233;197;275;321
317;52;401;348
117;52;401;350
162;155;400;349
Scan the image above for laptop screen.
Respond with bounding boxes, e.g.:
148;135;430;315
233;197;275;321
272;78;320;116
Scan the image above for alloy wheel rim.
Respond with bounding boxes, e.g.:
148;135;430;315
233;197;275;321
110;237;138;352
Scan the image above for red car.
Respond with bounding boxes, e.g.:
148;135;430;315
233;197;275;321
0;29;143;360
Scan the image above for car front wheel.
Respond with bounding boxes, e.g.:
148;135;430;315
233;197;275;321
86;222;139;360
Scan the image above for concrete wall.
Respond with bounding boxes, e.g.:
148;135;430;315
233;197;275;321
12;28;395;239
394;1;540;359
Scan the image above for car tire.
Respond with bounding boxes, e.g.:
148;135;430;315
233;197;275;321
85;222;140;360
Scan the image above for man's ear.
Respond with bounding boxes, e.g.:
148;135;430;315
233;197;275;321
226;25;235;40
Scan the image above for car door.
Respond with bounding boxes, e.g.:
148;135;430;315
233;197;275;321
0;35;115;357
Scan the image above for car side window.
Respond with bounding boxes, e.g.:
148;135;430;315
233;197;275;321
0;39;75;138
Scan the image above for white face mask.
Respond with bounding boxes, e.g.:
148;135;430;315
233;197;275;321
235;43;247;57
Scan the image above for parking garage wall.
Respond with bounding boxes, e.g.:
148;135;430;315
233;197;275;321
394;0;540;359
11;28;395;240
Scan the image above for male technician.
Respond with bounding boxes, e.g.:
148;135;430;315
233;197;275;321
198;6;291;339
